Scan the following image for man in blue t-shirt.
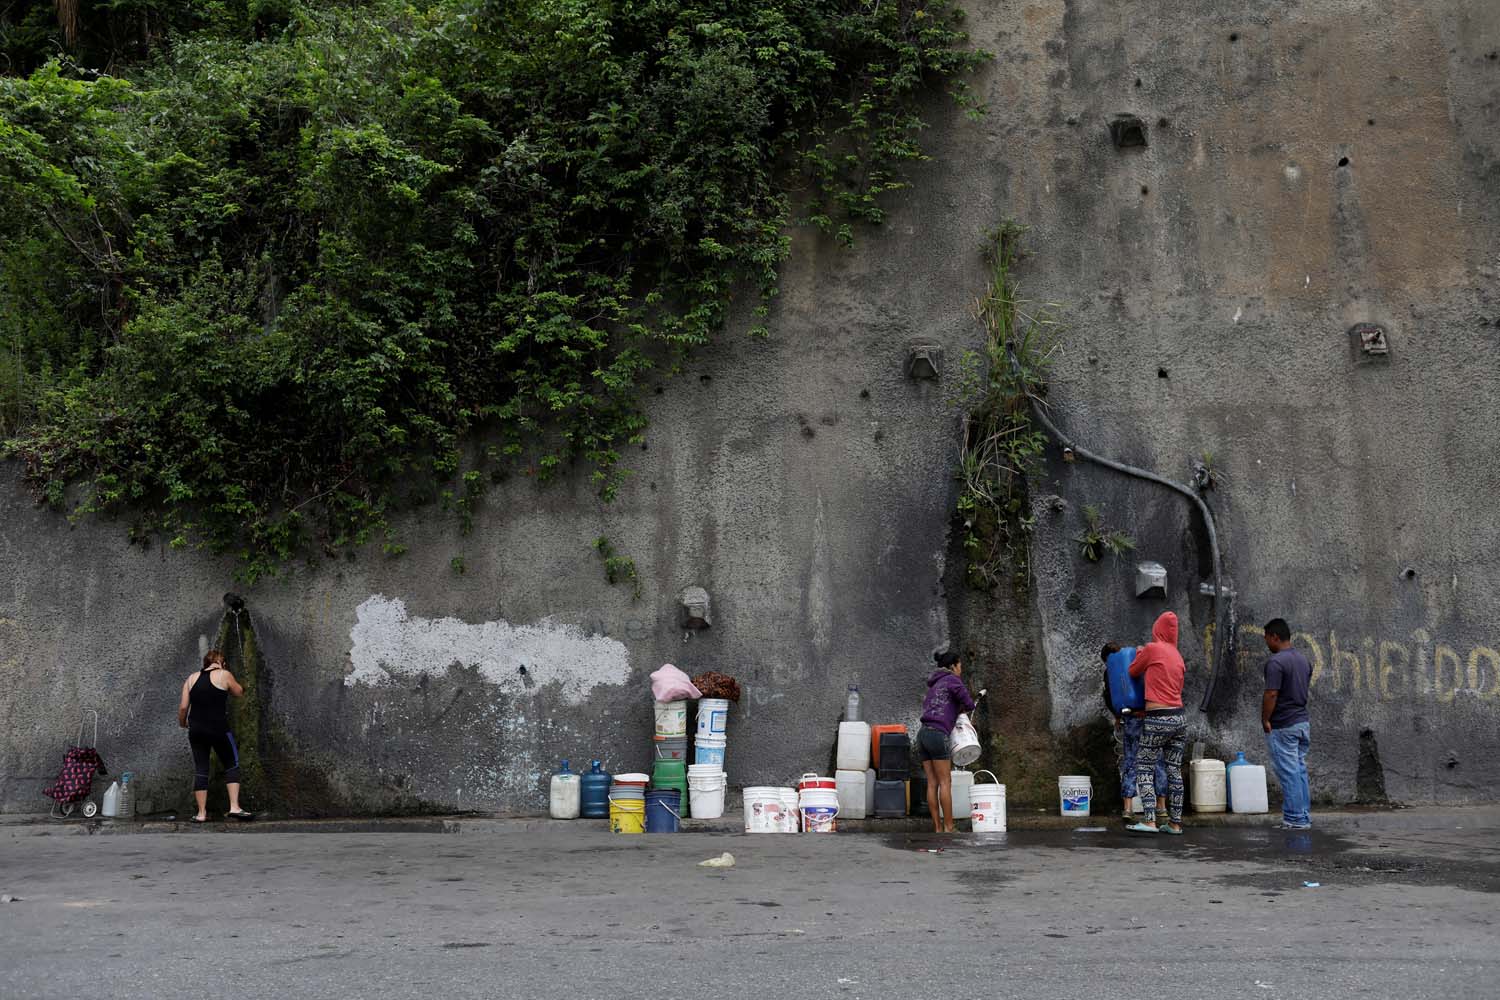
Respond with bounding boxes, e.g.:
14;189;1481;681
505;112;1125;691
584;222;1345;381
1262;617;1313;829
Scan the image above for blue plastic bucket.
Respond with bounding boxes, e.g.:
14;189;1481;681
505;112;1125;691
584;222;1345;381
645;789;681;833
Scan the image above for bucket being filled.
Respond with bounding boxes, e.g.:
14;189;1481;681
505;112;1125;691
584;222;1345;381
970;770;1006;832
696;698;729;737
950;713;981;767
799;788;840;834
645;789;682;833
1058;775;1092;817
744;786;789;834
694;734;726;767
688;767;727;820
654;700;688;738
608;795;645;834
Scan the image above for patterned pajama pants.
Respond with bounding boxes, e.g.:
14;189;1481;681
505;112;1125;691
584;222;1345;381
1136;710;1187;824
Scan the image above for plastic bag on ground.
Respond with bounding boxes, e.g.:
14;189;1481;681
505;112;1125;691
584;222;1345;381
651;663;702;702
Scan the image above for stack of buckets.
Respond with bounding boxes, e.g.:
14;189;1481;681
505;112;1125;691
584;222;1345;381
689;697;729;820
649;700;689;830
609;772;649;833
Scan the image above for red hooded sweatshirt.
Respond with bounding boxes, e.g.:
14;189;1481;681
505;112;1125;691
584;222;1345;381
1128;612;1185;708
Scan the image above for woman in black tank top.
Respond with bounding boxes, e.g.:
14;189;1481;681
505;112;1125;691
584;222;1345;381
177;649;253;822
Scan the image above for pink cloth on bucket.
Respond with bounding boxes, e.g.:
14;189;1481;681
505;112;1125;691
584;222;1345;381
650;663;702;701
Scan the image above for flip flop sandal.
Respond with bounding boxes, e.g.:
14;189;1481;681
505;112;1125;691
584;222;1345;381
190;816;208;824
227;810;254;821
1124;822;1159;834
1161;825;1184;836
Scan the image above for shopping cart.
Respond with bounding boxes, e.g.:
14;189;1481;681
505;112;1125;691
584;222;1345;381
43;710;108;820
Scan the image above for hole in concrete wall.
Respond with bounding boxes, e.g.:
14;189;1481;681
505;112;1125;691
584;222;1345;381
1229;32;1239;42
699;374;712;383
1157;367;1169;379
1109;114;1148;148
1337;156;1350;167
654;386;664;394
801;424;815;439
1140;185;1150;195
1400;566;1417;580
640;443;648;451
1134;77;1142;88
1157;117;1170;128
1367;118;1376;126
859;388;870;399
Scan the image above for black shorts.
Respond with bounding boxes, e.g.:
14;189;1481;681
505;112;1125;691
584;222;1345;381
917;726;951;762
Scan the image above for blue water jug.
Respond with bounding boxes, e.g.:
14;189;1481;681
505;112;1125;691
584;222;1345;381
1105;646;1144;713
580;760;611;819
1225;751;1250;811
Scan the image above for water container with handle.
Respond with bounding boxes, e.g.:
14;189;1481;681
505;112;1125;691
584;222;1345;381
1105;646;1143;713
844;685;861;722
580;760;611;818
1225;751;1250;811
1226;752;1268;813
969;770;1006;832
550;760;581;819
101;781;120;818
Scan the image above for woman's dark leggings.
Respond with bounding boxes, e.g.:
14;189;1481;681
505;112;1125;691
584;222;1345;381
189;731;242;791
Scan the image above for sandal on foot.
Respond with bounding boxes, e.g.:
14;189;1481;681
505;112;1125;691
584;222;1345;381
1125;822;1159;834
190;816;208;824
227;810;254;821
1161;825;1184;836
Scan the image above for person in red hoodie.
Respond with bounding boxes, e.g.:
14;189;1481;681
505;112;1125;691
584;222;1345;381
1125;612;1187;834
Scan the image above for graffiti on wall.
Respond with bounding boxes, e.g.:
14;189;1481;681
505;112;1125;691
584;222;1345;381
1215;623;1500;703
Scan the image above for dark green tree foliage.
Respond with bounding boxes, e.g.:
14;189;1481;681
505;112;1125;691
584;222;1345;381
0;0;981;579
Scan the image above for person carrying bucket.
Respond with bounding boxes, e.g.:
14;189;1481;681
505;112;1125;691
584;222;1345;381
917;650;980;834
1101;642;1167;826
1125;612;1187;835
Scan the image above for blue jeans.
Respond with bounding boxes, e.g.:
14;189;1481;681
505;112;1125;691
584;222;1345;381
1266;722;1312;827
1119;715;1168;807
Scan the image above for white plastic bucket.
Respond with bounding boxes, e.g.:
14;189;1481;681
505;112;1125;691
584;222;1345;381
835;769;867;819
654;700;688;738
778;789;800;833
836;721;872;771
694;734;726;766
1059;775;1092;817
689;772;728;819
950;769;973;820
970;770;1006;832
696;698;729;737
950;713;981;766
744;787;786;834
799;788;840;833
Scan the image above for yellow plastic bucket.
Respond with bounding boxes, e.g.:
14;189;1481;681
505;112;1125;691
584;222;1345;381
608;797;645;834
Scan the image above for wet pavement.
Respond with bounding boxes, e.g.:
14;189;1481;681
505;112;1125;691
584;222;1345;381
2;810;1496;998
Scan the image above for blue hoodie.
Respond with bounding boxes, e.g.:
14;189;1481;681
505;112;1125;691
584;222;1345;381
920;669;976;734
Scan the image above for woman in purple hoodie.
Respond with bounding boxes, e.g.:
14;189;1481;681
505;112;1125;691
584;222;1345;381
918;650;978;833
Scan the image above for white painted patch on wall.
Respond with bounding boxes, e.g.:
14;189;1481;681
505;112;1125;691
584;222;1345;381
345;595;630;703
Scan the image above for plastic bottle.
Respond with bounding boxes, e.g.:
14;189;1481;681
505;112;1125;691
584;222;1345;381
101;781;120;818
549;760;581;819
580;760;611;819
844;685;861;723
117;771;134;819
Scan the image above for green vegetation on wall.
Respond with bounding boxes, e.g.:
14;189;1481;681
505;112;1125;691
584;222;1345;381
950;223;1055;591
0;0;984;580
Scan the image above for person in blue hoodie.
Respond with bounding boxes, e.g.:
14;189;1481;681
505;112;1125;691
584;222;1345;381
918;650;980;833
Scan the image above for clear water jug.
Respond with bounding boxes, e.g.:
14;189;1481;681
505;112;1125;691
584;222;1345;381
844;685;861;722
117;771;134;819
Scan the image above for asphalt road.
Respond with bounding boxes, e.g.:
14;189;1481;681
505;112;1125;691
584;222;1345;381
2;813;1497;999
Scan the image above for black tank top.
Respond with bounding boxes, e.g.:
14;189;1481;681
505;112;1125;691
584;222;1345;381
188;668;230;736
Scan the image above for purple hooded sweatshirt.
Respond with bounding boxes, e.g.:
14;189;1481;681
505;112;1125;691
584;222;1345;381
920;669;976;734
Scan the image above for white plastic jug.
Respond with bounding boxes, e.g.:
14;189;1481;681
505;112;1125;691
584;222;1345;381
549;766;581;820
836;721;872;771
1190;759;1227;813
101;781;120;818
1228;762;1269;814
950;769;974;820
835;769;867;819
